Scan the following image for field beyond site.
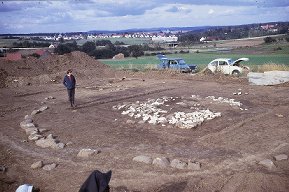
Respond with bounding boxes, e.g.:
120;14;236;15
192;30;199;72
101;37;289;71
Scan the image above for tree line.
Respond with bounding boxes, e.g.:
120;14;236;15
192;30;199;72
178;22;289;45
54;40;163;59
12;40;51;48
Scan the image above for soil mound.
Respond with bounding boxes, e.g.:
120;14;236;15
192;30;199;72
0;51;115;87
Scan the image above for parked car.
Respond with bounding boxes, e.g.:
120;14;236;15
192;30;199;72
156;54;198;73
207;58;250;76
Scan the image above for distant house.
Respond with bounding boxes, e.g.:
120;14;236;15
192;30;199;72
151;36;178;42
261;24;276;30
200;36;219;42
6;52;22;61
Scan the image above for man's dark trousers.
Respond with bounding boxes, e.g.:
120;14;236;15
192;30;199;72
67;88;75;107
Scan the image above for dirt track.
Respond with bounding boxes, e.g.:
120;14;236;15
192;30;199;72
0;52;289;192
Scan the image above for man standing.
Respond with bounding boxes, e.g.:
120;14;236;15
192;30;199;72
63;69;76;108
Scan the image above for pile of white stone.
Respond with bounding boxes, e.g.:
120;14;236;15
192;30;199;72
113;96;222;129
205;96;242;107
169;110;221;129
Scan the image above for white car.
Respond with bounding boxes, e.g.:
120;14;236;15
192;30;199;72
207;58;250;76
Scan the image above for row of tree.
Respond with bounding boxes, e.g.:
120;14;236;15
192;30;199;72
12;40;50;48
54;40;163;59
178;22;289;45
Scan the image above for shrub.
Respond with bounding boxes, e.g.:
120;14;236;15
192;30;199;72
81;41;96;55
179;50;189;54
54;44;72;55
274;47;282;51
31;53;40;58
128;45;144;58
264;37;276;43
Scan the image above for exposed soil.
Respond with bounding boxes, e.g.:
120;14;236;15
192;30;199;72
0;51;288;192
219;38;264;48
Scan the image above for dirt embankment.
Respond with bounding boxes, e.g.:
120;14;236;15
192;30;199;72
0;51;114;88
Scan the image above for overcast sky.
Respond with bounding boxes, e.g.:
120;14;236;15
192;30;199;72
0;0;289;34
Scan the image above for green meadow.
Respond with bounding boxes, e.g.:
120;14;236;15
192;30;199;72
100;38;289;71
100;52;289;71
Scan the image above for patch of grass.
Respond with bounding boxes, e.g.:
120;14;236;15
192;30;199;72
251;63;289;72
101;52;289;72
0;38;16;47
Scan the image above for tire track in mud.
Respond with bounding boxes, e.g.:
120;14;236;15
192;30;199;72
13;91;47;98
198;108;273;143
204;141;289;177
76;86;176;109
197;106;289;175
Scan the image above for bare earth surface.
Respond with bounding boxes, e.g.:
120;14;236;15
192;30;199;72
0;52;289;192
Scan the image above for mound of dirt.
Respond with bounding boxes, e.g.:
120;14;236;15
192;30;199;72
0;51;115;87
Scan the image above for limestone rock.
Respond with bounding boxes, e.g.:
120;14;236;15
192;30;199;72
126;119;135;124
133;155;153;164
56;143;65;149
28;134;43;141
25;128;38;135
35;138;58;148
275;114;284;118
24;115;33;121
39;106;49;112
152;157;170;168
77;149;100;158
188;160;201;170
258;159;276;169
20;121;35;129
47;134;54;140
45;96;55;100
274;154;288;161
31;110;40;116
42;163;57;171
170;159;188;169
66;141;73;146
31;161;43;169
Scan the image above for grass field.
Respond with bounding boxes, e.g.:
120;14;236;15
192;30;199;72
100;51;289;71
100;36;289;71
0;39;16;47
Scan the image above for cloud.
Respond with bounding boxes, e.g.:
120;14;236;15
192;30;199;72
208;9;214;14
0;0;288;33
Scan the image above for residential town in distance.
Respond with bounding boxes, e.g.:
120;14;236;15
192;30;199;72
1;21;287;44
41;32;178;43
